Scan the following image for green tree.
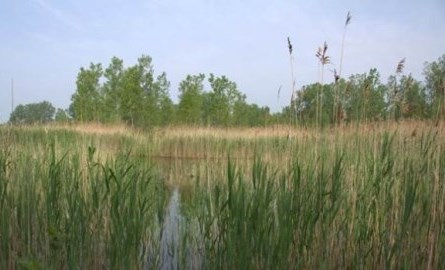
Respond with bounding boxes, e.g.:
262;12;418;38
9;101;55;124
276;105;293;125
347;69;385;122
399;75;428;119
55;108;70;122
201;92;213;125
152;72;174;126
70;63;103;121
136;55;173;126
114;55;173;127
294;83;334;126
119;65;145;126
177;74;206;125
160;96;176;126
206;74;244;126
234;104;270;126
294;84;318;125
102;57;124;122
423;54;445;120
232;98;249;126
137;55;156;126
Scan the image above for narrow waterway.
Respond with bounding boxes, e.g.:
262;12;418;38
160;188;182;270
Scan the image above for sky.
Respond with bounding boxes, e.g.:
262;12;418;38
1;0;444;123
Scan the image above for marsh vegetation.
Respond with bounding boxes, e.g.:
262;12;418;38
1;121;444;269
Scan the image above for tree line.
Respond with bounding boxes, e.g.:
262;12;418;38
290;54;445;126
68;55;271;127
8;54;445;127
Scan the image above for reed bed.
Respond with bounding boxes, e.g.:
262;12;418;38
0;126;166;269
156;121;445;269
1;121;444;269
183;126;445;269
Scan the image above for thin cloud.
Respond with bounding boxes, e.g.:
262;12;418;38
31;0;83;31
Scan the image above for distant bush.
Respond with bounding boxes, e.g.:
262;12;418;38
9;101;55;124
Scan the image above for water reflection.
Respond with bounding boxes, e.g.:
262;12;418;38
160;188;181;270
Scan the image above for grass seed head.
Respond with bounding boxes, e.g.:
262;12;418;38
396;58;406;74
345;11;352;27
287;37;293;55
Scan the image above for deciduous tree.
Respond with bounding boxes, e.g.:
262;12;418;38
9;101;55;124
424;54;445;120
70;63;103;121
178;74;205;125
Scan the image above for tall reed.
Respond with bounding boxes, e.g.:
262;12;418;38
2;122;445;269
180;124;445;269
0;126;166;269
334;11;352;125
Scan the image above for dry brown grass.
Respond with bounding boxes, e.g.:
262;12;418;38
48;122;135;135
4;120;443;164
5;119;442;140
153;120;443;141
11;121;137;136
155;125;306;140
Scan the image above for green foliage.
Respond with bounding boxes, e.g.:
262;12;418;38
423;54;445;119
102;56;125;122
2;123;445;268
180;128;445;269
55;108;70;122
64;53;445;128
232;103;271;126
204;74;245;126
9;101;55;124
399;75;428;118
346;68;386;122
151;71;174;126
178;74;206;125
70;63;103;121
0;127;165;269
295;83;334;126
69;55;174;128
160;95;176;125
119;65;145;126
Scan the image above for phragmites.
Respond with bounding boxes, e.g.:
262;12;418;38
336;11;352;126
339;11;352;78
287;37;293;55
392;58;406;121
333;69;340;83
345;11;352;27
315;41;330;129
287;36;297;126
394;57;406;94
396;58;406;74
316;41;330;65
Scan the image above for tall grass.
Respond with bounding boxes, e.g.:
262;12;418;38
180;122;445;269
334;11;352;125
316;41;330;129
0;126;166;269
1;122;444;269
287;37;298;127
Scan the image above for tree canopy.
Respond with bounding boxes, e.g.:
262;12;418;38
10;53;445;128
9;101;56;124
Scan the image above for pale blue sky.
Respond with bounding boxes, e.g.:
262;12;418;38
1;0;444;122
